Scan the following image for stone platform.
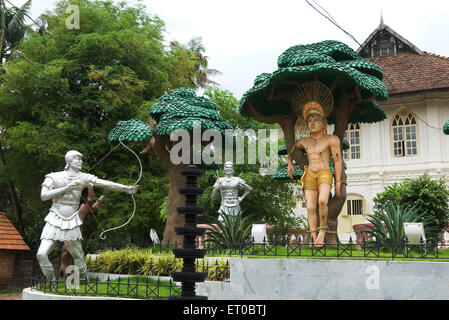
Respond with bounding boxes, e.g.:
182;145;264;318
196;258;449;300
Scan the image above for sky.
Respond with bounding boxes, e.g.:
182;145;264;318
12;0;449;100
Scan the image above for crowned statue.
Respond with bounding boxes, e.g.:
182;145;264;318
36;150;138;282
211;162;253;219
287;81;343;246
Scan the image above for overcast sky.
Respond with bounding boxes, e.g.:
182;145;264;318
14;0;449;99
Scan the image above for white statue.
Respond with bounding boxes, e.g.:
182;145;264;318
36;150;138;281
211;162;253;219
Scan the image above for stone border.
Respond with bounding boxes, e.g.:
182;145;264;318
22;287;139;300
197;258;449;300
22;273;179;300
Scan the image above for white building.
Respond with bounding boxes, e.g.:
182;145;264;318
293;21;449;237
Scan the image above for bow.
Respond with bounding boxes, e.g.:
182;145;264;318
82;135;143;240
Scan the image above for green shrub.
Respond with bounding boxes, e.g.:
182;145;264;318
86;247;229;281
149;255;182;276
373;174;449;242
365;204;437;249
205;209;253;249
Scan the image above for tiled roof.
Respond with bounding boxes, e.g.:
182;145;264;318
0;212;30;251
370;52;449;95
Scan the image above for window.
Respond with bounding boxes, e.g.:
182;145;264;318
346;199;364;215
391;111;418;157
343;123;361;161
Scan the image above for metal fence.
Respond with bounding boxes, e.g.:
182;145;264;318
141;236;449;261
197;236;449;261
30;275;181;299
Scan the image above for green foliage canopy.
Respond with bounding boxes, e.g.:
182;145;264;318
149;87;232;136
0;0;205;249
239;40;389;125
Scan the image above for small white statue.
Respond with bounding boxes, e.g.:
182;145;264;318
36;150;138;281
211;162;253;219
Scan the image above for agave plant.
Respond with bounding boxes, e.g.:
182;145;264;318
365;203;437;249
205;209;253;250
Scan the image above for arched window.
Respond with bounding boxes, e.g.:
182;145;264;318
343;123;361;161
391;111;418;157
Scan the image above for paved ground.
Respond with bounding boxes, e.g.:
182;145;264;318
0;292;22;300
0;286;25;300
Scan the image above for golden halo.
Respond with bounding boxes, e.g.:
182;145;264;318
291;80;334;135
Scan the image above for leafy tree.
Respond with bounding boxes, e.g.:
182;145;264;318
0;0;197;250
0;0;32;237
0;0;32;62
373;174;449;243
444;119;449;135
204;86;274;130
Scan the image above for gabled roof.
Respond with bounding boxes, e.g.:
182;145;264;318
358;20;449;95
0;212;30;251
357;20;424;58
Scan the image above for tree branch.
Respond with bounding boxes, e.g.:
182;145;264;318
246;101;283;124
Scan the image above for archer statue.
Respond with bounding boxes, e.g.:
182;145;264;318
36;150;138;282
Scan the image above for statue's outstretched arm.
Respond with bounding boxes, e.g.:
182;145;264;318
94;178;138;194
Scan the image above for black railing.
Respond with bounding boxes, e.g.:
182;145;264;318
194;258;230;281
193;236;449;261
30;275;181;300
90;236;449;261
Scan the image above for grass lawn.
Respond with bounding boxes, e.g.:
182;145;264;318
201;244;449;262
34;275;180;300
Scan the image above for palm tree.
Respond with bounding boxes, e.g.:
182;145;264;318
186;37;222;88
171;37;222;89
0;0;32;61
0;0;32;236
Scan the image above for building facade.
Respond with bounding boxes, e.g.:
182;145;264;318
337;21;449;234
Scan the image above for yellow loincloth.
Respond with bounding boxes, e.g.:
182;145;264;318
300;165;333;191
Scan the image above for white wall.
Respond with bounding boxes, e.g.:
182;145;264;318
344;91;449;220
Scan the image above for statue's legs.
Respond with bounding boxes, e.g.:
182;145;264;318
65;240;88;282
304;190;318;242
315;183;332;246
36;239;57;280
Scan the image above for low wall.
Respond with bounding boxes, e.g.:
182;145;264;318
196;258;449;300
22;288;139;300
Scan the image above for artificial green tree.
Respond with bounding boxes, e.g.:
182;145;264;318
239;40;388;242
109;88;231;244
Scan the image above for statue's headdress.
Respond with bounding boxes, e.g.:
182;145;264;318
64;150;83;170
291;81;334;136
